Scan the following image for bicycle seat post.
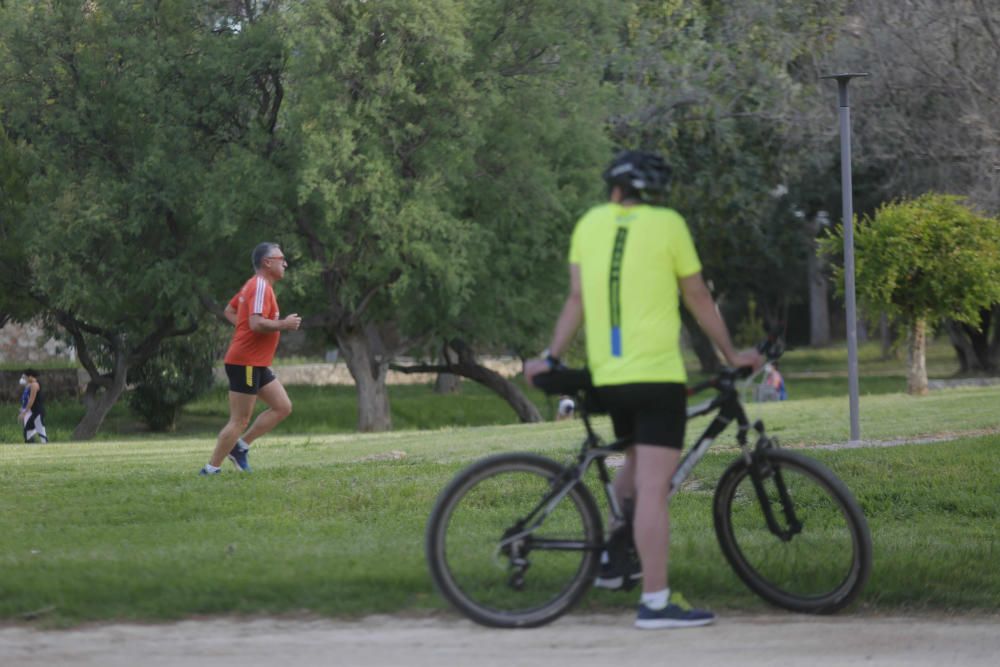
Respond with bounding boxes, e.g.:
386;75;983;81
579;391;600;446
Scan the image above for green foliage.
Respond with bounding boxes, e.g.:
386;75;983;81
0;0;287;317
733;297;765;348
126;325;226;432
0;123;39;323
609;1;848;322
0;0;290;434
444;0;619;353
283;0;484;326
281;0;619;356
822;194;1000;328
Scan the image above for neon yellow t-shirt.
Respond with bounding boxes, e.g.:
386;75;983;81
568;203;702;386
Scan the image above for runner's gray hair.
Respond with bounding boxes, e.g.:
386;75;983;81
252;242;280;270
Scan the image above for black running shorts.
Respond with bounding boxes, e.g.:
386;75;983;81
225;364;277;395
594;382;687;449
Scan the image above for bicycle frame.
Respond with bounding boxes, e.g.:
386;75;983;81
500;364;797;555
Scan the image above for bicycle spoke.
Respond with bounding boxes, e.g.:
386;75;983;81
428;454;602;627
730;471;854;596
715;449;871;612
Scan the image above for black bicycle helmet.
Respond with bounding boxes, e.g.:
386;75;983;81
602;150;672;202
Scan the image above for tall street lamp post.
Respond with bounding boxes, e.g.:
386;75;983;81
821;72;868;444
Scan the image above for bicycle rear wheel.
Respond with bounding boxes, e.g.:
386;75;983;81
713;448;872;613
426;453;602;628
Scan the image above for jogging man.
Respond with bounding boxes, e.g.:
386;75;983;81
18;369;48;443
200;242;301;476
524;150;761;629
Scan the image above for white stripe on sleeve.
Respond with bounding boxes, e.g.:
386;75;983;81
253;277;266;315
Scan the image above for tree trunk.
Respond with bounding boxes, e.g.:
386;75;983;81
808;221;831;347
990;305;1000;372
337;326;392;432
73;351;128;440
906;318;929;396
434;343;461;394
434;372;461;394
879;312;896;361
856;312;869;344
681;311;721;373
759;299;789;342
944;320;974;373
943;306;999;374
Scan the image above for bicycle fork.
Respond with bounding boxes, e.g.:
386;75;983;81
747;431;804;541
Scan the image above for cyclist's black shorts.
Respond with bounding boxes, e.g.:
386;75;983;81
594;382;687;449
225;364;277;395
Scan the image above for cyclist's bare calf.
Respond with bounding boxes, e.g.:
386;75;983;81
631;445;681;593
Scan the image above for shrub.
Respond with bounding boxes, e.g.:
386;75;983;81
127;325;225;431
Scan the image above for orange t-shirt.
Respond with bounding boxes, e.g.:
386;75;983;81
223;276;281;367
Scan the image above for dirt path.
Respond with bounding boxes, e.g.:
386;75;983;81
3;613;998;667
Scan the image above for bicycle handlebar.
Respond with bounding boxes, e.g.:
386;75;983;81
757;334;785;362
685;335;784;394
531;335;786;399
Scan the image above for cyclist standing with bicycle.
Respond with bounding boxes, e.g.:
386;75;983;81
524;150;761;629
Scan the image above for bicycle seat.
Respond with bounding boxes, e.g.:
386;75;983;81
530;367;593;395
531;367;609;414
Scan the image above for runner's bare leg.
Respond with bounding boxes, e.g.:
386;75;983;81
210;392;256;467
239;379;292;446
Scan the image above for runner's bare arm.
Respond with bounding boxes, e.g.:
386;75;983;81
249;313;302;332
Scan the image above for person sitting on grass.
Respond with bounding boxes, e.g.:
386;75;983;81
764;361;787;401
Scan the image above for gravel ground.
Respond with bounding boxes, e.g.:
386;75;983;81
3;612;999;667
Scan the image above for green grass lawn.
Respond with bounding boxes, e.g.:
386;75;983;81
0;339;979;444
1;384;998;626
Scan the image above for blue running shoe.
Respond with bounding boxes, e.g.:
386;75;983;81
199;465;221;476
228;441;251;472
635;594;715;629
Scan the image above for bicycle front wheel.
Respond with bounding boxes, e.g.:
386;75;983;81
426;453;603;628
713;448;872;613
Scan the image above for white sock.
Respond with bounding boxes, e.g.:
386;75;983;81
203;463;221;472
236;438;249;451
600;550;610;565
641;588;670;610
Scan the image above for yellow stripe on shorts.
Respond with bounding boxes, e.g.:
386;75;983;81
245;365;253;387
